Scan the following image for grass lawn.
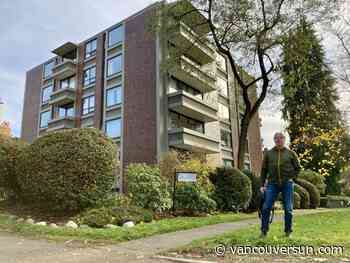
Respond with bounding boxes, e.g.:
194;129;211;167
175;208;350;260
0;212;256;244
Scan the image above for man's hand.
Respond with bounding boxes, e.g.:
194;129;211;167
260;186;266;193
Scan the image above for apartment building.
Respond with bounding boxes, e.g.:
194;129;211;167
21;1;263;190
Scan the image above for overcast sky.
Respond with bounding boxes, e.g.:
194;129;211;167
0;0;347;148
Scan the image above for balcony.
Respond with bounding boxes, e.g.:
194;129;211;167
51;59;77;80
47;117;75;131
172;22;215;65
49;88;76;106
168;91;217;122
168;127;220;154
168;56;216;94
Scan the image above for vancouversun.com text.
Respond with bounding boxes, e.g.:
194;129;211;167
214;244;344;257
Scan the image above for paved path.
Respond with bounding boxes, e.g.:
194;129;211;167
0;209;333;263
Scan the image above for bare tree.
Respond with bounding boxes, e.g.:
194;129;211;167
156;0;340;170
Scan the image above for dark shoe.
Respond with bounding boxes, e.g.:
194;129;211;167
285;231;292;238
260;231;267;238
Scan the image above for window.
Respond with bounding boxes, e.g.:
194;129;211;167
105;118;121;138
223;159;233;167
85;39;97;59
106;86;122;107
82;95;95;115
58;103;74;118
221;130;232;148
171;77;202;99
60;76;75;90
40;111;51;128
43;61;55;79
108;25;123;47
41;85;53;104
83;66;96;86
168;111;204;134
218;104;230;122
107;55;122;76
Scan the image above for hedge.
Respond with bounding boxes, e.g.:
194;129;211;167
17;128;118;213
293;192;301;209
210;167;252;211
299;170;326;194
294;184;310;209
0;135;27;200
295;178;320;208
242;169;261;212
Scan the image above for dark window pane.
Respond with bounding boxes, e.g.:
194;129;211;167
85;39;97;59
84;67;96;86
82;95;95;115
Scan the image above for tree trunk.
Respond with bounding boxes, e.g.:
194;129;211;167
237;114;251;170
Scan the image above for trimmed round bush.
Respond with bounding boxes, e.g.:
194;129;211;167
296;178;320;208
78;207;113;228
299;170;326;194
242;169;260;212
210;167;252;211
294;184;310;209
111;206;154;225
175;183;217;215
293;192;301;209
17;128;118;213
127;163;172;212
0;135;28;200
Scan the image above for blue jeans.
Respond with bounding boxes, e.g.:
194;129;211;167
261;180;294;233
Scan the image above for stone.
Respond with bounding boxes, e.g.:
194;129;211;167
105;224;118;229
65;221;78;229
49;223;58;228
16;218;24;223
79;224;89;229
25;218;35;224
35;221;47;226
123;221;135;228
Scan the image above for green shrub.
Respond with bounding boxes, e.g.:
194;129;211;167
0;135;28;200
175;183;217;215
127;163;171;212
320;195;350;208
294;184;310;209
295;178;320;208
293;192;301;209
242;169;260;212
17;128;118;213
210;167;252;212
111;206;154;225
320;196;328;207
78;207;113;228
299;170;326;194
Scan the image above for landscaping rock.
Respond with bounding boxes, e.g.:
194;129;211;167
25;218;34;224
65;221;78;229
35;221;47;226
105;224;118;229
8;215;17;220
123;221;135;228
49;223;58;228
79;224;89;229
16;218;24;223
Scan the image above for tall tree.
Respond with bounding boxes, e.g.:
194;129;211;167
281;19;348;194
154;0;340;169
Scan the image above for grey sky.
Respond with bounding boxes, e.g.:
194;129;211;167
0;0;347;148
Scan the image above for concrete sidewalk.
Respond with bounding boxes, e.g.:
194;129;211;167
0;209;332;263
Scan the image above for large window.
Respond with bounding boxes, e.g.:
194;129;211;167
60;76;75;90
43;61;55;79
106;86;122;107
171;77;202;99
82;95;95;115
218;104;230;122
223;159;233;167
107;55;122;77
105;118;121;138
41;84;53;104
83;66;96;86
108;25;123;47
169;111;204;134
221;130;232;148
58;103;74;118
85;39;97;59
40;111;51;128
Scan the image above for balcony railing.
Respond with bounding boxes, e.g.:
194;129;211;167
51;59;77;80
172;22;216;65
169;56;216;94
168;91;217;122
49;88;76;106
168;127;220;154
47;116;75;131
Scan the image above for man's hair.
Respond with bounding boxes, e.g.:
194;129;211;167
274;132;285;139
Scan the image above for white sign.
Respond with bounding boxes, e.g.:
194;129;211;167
177;172;197;182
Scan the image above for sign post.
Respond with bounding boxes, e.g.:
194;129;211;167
172;171;197;213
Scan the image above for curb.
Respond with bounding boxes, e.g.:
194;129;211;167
153;255;217;263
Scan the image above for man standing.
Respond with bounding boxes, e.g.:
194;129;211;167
260;132;301;237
